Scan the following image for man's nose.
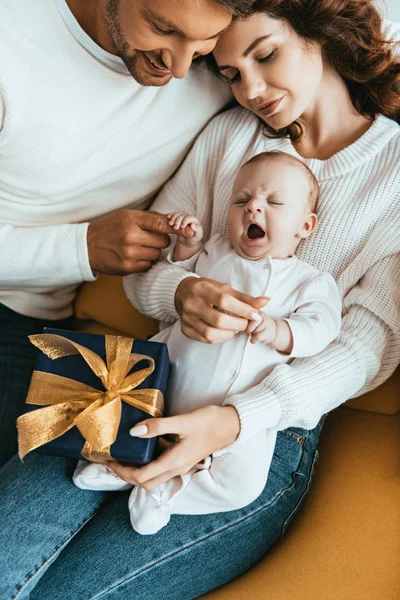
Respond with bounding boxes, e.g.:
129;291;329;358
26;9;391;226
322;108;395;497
162;40;215;79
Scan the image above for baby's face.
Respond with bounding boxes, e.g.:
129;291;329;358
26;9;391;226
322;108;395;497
228;159;314;260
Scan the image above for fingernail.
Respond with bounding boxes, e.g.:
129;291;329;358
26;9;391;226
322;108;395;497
129;424;148;437
250;312;262;322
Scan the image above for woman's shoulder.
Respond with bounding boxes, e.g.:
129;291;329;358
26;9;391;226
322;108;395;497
200;106;263;149
372;115;400;173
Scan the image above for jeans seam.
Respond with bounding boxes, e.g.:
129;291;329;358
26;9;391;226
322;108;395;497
12;508;101;600
280;447;320;537
90;433;317;600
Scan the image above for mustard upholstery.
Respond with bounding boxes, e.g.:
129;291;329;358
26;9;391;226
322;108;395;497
75;275;400;598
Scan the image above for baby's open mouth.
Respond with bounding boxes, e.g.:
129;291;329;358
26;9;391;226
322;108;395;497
247;223;265;239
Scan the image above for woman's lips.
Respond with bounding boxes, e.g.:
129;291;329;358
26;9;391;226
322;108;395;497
257;96;285;118
142;52;171;76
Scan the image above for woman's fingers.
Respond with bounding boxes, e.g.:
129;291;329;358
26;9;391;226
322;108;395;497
175;277;270;342
193;304;248;331
197;279;269;320
109;406;241;489
181;315;237;343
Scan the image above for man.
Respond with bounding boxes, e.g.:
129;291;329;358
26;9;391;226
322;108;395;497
0;0;254;465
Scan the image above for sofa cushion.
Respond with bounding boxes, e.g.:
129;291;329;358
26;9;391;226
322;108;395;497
201;407;400;600
75;274;158;340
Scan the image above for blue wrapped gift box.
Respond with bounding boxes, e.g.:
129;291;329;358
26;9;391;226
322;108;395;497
22;328;170;466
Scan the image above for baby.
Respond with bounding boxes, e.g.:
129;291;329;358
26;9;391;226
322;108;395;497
74;151;342;535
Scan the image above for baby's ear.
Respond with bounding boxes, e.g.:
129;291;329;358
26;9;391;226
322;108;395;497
298;213;318;239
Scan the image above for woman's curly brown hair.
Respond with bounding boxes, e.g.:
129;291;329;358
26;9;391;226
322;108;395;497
249;0;400;138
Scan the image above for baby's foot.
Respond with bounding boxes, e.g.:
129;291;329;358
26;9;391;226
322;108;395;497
73;460;133;491
128;475;189;535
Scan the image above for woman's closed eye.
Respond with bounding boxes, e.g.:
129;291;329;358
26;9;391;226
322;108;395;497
219;50;278;85
258;49;277;64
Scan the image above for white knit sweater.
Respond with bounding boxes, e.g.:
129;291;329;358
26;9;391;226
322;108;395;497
124;107;400;441
0;0;230;319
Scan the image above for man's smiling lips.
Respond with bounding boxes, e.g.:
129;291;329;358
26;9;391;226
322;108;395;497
142;51;171;76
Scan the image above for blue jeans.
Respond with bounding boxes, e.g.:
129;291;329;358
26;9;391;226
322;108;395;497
0;303;324;600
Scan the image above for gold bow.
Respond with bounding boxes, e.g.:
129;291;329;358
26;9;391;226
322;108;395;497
17;333;164;463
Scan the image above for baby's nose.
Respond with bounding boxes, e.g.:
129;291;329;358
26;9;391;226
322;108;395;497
246;199;263;212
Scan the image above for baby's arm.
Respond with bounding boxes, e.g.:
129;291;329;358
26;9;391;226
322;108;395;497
250;273;342;357
167;213;204;262
250;314;294;353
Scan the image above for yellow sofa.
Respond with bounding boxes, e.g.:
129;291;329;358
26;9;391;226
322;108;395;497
75;275;400;600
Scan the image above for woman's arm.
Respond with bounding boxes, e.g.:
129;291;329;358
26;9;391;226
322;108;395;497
227;251;400;442
109;249;399;490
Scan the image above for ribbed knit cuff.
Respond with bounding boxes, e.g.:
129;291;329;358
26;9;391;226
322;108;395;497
143;268;200;323
225;385;282;442
165;247;202;272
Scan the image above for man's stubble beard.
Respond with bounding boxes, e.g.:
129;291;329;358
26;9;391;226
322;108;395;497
104;0;171;86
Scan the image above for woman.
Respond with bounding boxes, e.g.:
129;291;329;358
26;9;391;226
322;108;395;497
1;2;399;598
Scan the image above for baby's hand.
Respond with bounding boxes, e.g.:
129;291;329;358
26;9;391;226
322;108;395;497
167;213;204;247
249;312;277;345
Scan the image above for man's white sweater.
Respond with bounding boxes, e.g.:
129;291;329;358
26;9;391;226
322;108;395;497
0;0;230;319
124;107;400;440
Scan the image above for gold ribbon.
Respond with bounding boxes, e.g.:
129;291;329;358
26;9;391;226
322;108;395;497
17;333;164;463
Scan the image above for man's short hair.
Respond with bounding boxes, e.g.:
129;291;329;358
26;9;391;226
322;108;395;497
213;0;256;18
244;151;320;212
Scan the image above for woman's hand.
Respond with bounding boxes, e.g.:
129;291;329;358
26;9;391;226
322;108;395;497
107;405;240;490
175;277;269;343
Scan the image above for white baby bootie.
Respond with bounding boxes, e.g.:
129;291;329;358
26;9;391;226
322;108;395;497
128;475;189;535
73;460;133;492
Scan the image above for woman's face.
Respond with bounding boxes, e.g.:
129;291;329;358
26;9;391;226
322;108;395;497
213;14;324;129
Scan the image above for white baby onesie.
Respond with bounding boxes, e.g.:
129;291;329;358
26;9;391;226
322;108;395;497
74;234;341;534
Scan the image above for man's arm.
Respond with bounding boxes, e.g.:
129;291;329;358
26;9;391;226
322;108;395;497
0;210;176;289
0;222;95;287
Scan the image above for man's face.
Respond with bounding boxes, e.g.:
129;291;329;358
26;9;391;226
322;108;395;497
104;0;232;86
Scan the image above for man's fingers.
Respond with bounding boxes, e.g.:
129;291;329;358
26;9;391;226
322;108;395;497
137;229;171;249
126;260;153;273
137;211;180;235
124;246;161;262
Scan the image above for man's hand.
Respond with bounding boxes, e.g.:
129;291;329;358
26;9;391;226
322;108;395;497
175;276;269;344
87;210;176;275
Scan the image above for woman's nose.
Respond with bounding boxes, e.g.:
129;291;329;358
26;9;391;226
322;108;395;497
241;73;267;101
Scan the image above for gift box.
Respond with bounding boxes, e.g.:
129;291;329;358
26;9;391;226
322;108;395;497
17;328;170;466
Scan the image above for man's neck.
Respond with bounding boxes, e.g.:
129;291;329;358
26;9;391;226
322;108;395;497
65;0;116;54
